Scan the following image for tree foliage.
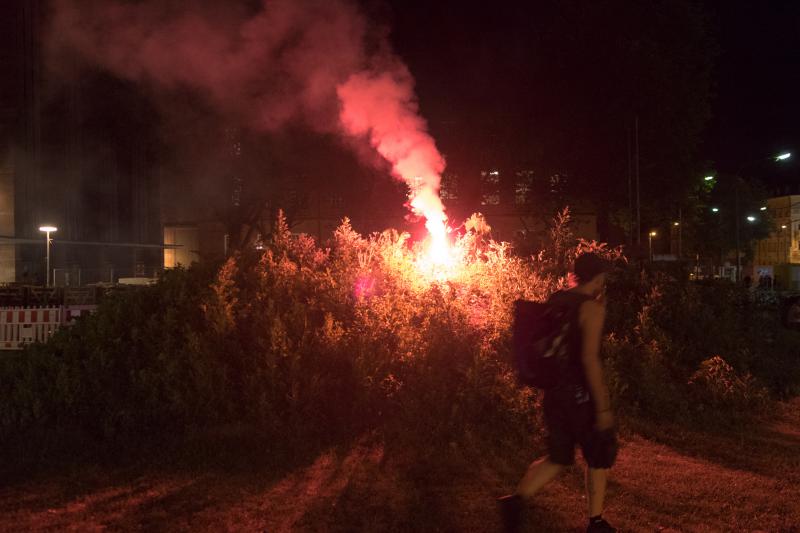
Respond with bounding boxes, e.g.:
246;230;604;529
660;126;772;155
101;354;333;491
2;211;796;463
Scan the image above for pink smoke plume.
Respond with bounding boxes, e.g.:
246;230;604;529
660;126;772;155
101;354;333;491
337;66;447;235
47;0;449;236
47;0;367;131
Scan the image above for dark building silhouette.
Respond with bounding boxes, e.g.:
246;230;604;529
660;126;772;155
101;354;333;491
0;1;162;284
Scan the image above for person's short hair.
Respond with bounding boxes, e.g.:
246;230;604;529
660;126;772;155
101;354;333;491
574;252;610;284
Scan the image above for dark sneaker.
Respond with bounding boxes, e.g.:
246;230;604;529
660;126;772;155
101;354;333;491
497;494;523;533
586;518;617;532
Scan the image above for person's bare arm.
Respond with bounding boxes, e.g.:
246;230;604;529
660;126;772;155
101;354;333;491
579;300;613;430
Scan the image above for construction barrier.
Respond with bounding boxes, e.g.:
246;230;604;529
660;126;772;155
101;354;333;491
0;305;96;350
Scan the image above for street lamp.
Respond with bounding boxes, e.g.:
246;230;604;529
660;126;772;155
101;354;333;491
775;152;791;161
648;231;657;262
704;175;715;181
711;207;719;213
39;225;57;287
746;215;757;222
673;221;682;258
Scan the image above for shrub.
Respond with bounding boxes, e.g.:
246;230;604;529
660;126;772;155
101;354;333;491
2;208;795;461
604;264;800;423
688;356;769;412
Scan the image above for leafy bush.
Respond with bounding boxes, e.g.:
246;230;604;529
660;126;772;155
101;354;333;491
2;209;796;461
604;265;799;423
1;265;227;445
688;356;769;412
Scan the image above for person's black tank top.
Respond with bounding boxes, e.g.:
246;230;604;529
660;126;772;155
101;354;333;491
547;290;593;391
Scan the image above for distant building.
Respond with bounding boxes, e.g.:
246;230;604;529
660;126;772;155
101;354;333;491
0;1;162;285
470;168;597;244
752;195;800;289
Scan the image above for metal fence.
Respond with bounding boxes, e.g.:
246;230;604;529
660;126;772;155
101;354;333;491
52;266;163;287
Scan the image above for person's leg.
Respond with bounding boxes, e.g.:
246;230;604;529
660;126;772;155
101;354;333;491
517;457;563;498
586;467;608;517
582;425;618;530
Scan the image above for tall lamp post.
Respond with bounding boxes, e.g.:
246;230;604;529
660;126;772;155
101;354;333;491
708;152;791;282
736;152;791;281
39;225;57;287
648;231;657;262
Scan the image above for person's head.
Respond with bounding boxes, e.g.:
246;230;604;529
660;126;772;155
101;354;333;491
573;252;610;295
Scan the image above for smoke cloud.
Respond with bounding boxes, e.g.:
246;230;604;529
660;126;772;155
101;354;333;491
47;0;447;229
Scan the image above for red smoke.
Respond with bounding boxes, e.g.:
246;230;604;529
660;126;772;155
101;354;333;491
48;0;448;237
47;0;366;131
337;67;446;230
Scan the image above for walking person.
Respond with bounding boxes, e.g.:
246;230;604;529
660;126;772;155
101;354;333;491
499;252;618;532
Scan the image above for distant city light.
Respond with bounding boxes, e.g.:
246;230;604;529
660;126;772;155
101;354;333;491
746;216;756;222
781;224;788;229
649;231;657;237
489;170;499;176
673;222;680;226
711;207;719;212
704;175;714;181
760;206;767;211
776;152;791;161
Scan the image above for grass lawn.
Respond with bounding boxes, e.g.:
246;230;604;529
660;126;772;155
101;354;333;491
1;399;798;532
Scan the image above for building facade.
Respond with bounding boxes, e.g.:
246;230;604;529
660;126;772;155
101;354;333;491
753;195;800;289
0;1;162;284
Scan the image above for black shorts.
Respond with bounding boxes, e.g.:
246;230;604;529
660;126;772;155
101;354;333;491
543;388;618;469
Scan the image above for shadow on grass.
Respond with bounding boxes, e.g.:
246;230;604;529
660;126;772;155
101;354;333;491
0;424;359;523
623;398;800;480
0;428;576;532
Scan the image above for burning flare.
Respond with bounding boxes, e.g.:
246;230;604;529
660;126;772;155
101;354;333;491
337;67;455;272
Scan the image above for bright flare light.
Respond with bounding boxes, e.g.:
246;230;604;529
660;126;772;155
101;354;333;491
776;152;791;161
39;225;58;233
414;215;463;281
704;175;714;181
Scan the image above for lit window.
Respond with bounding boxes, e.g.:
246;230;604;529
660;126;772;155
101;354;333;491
515;182;531;205
440;173;459;201
481;193;500;206
514;170;534;205
549;173;567;194
483;171;500;186
481;169;501;205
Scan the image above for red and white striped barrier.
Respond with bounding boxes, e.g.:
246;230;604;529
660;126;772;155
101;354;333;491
0;305;96;350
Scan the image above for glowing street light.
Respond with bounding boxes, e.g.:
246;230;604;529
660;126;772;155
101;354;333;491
39;225;58;287
760;206;767;211
648;230;657;262
711;207;719;213
775;152;791;161
704;175;715;181
673;221;680;226
746;216;756;222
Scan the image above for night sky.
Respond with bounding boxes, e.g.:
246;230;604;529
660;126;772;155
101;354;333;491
705;0;799;189
386;0;800;191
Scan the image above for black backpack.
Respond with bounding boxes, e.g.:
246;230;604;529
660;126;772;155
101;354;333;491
512;297;579;389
